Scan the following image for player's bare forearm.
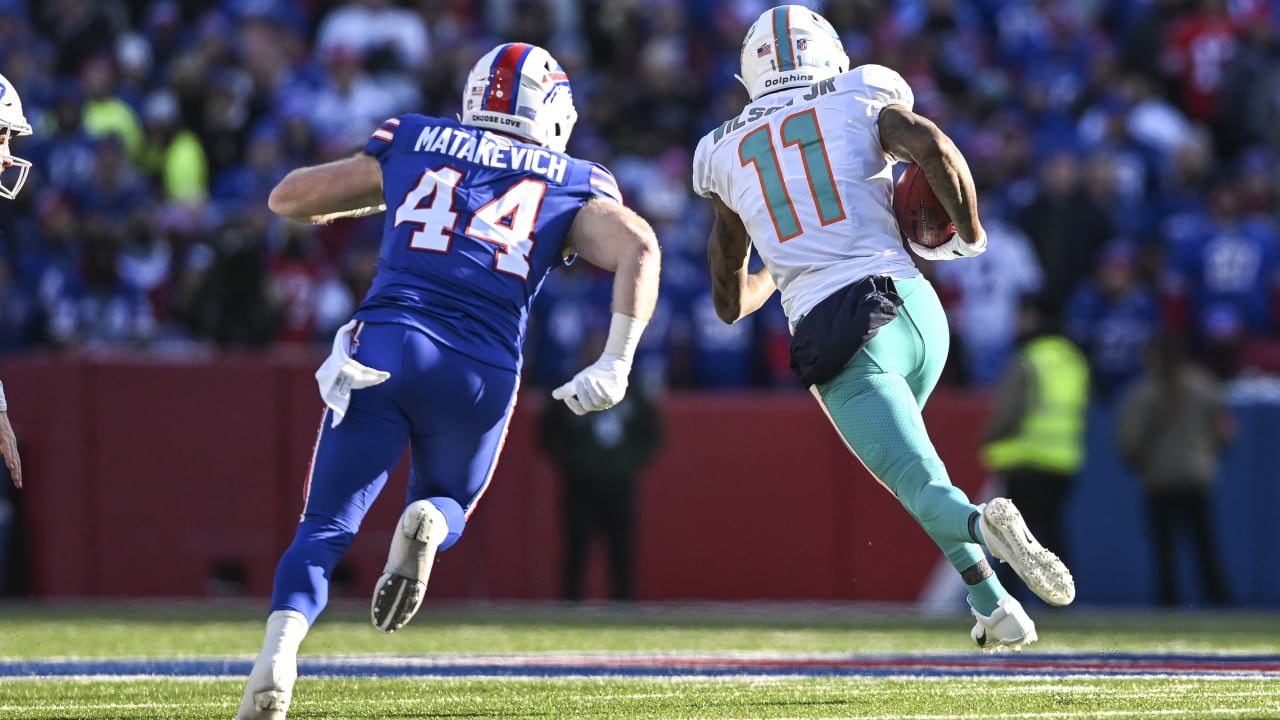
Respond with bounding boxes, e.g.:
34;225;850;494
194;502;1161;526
269;153;385;224
0;411;21;489
566;199;661;323
879;105;984;245
708;196;775;324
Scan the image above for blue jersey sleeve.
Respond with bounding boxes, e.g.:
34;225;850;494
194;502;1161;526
363;116;408;159
586;163;623;203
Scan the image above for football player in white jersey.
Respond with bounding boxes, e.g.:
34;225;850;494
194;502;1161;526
691;5;1074;650
0;71;28;489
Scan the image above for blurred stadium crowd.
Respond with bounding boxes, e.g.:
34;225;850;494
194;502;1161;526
1;0;1279;396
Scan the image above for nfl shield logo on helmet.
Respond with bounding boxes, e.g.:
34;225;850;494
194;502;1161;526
796;38;808;50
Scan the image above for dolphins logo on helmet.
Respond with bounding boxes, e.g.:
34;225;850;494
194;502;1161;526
736;5;849;101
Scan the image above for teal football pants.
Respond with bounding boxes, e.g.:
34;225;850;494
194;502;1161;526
811;276;987;576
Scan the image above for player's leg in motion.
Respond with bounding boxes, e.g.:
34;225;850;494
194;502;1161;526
238;324;413;720
370;328;520;633
812;278;1071;650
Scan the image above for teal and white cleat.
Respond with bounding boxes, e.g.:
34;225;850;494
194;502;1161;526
371;500;448;633
970;597;1038;653
979;497;1076;607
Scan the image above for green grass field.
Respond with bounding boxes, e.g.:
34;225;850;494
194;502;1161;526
1;600;1278;719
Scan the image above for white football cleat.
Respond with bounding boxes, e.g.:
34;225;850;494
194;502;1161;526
237;610;307;720
980;498;1076;607
371;500;448;633
970;597;1038;653
236;685;291;720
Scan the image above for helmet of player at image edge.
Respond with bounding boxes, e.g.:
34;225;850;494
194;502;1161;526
737;5;850;101
0;72;32;200
459;43;578;153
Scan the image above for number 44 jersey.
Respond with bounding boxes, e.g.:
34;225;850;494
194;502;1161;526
355;115;622;372
691;64;922;329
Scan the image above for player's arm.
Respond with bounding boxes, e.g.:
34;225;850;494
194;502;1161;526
707;194;776;324
268;153;386;224
565;198;661;324
878;105;985;252
551;199;662;416
0;380;20;489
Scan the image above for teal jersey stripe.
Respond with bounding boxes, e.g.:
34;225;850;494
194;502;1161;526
773;6;794;71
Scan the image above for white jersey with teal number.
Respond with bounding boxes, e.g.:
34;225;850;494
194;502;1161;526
692;64;921;329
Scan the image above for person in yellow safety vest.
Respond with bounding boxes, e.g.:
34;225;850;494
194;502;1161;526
981;295;1089;601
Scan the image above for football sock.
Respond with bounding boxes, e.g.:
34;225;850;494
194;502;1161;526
427;495;466;551
260;609;309;660
968;510;984;545
960;560;1007;616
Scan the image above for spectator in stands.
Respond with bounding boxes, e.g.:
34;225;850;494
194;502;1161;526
28;83;96;194
1116;331;1233;607
1217;5;1280;161
1065;240;1160;401
0;0;1278;393
212;121;289;210
933;216;1044;387
187;216;282;349
1159;0;1239;145
198;70;255;184
138;90;208;205
79;54;142;161
316;0;430;74
271;228;352;346
308;45;404;156
69;230;156;348
77;133;149;222
35;0;123;78
1164;179;1280;377
1014;150;1114;318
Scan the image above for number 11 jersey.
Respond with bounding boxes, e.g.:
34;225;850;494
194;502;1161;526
691;64;921;330
355;115;622;372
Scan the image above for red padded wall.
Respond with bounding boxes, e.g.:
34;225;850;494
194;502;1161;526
0;356;989;602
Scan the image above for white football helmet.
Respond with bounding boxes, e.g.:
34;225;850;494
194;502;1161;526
460;43;577;153
0;72;31;200
737;5;849;101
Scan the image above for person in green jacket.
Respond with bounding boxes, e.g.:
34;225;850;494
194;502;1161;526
982;295;1089;600
138;90;207;204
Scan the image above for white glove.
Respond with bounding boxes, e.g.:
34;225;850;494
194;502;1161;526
552;354;631;416
910;232;987;262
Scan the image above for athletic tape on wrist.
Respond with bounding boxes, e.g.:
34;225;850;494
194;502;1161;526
603;312;647;365
0;379;7;412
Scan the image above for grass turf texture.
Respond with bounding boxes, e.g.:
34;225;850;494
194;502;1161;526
1;601;1278;718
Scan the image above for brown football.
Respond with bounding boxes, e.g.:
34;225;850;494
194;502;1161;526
893;163;956;249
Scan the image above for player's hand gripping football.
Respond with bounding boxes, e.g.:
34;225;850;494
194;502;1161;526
552;354;631;416
909;229;988;262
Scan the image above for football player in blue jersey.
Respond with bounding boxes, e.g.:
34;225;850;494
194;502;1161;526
237;43;660;720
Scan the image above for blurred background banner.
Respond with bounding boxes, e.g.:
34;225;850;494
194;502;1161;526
3;0;1280;608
